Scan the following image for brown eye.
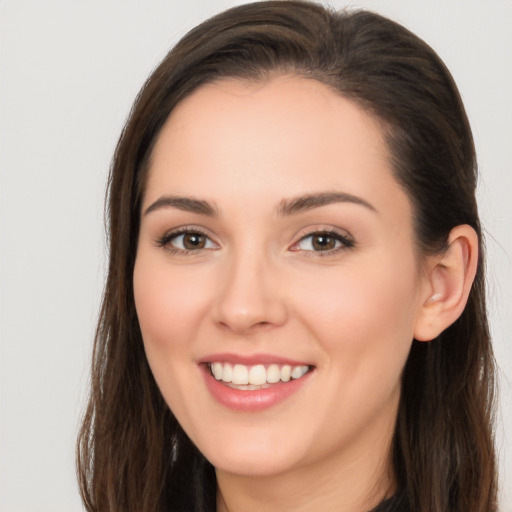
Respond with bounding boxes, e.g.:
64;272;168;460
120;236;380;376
158;230;217;252
293;230;354;254
311;234;336;251
182;232;207;250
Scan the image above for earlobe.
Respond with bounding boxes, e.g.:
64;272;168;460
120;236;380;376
414;225;479;342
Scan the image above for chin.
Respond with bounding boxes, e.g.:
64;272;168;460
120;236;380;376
210;451;297;478
196;428;305;477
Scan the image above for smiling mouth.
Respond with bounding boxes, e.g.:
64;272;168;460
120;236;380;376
208;362;314;390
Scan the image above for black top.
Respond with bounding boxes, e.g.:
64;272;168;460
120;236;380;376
370;490;410;512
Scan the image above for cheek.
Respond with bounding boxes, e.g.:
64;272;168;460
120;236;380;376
133;256;212;358
292;254;420;376
133;255;216;424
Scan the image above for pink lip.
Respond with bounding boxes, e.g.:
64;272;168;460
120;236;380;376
198;355;314;412
198;352;311;366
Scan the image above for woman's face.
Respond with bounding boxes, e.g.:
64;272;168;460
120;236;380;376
134;76;431;479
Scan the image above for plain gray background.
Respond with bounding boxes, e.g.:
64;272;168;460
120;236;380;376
1;1;511;510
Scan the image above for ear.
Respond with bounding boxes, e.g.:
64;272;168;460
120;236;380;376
414;224;479;342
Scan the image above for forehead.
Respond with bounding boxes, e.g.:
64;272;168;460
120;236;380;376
151;76;386;172
144;75;411;224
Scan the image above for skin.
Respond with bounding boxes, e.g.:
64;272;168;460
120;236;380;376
133;75;440;511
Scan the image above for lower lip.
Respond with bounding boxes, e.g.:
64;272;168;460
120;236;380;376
201;365;312;412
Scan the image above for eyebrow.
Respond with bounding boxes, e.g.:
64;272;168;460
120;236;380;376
144;195;218;216
143;190;377;217
277;191;377;216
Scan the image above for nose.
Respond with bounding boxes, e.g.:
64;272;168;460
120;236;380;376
212;249;288;335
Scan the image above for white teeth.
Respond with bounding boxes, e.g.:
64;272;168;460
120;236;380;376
221;363;233;382
211;362;223;380
232;364;249;385
291;365;309;379
267;364;281;383
210;362;310;385
249;364;267;385
281;365;291;382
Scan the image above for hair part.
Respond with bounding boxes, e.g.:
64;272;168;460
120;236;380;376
77;2;497;511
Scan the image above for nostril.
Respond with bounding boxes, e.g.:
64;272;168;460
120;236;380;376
218;319;272;334
217;310;280;334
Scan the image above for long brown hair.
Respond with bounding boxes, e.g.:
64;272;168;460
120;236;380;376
77;2;498;511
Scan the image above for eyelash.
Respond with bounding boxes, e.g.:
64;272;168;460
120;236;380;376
156;227;216;256
291;229;355;257
155;227;355;257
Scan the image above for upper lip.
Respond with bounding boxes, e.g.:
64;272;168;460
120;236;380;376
197;352;313;367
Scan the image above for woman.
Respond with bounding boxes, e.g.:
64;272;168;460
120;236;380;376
76;2;498;511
